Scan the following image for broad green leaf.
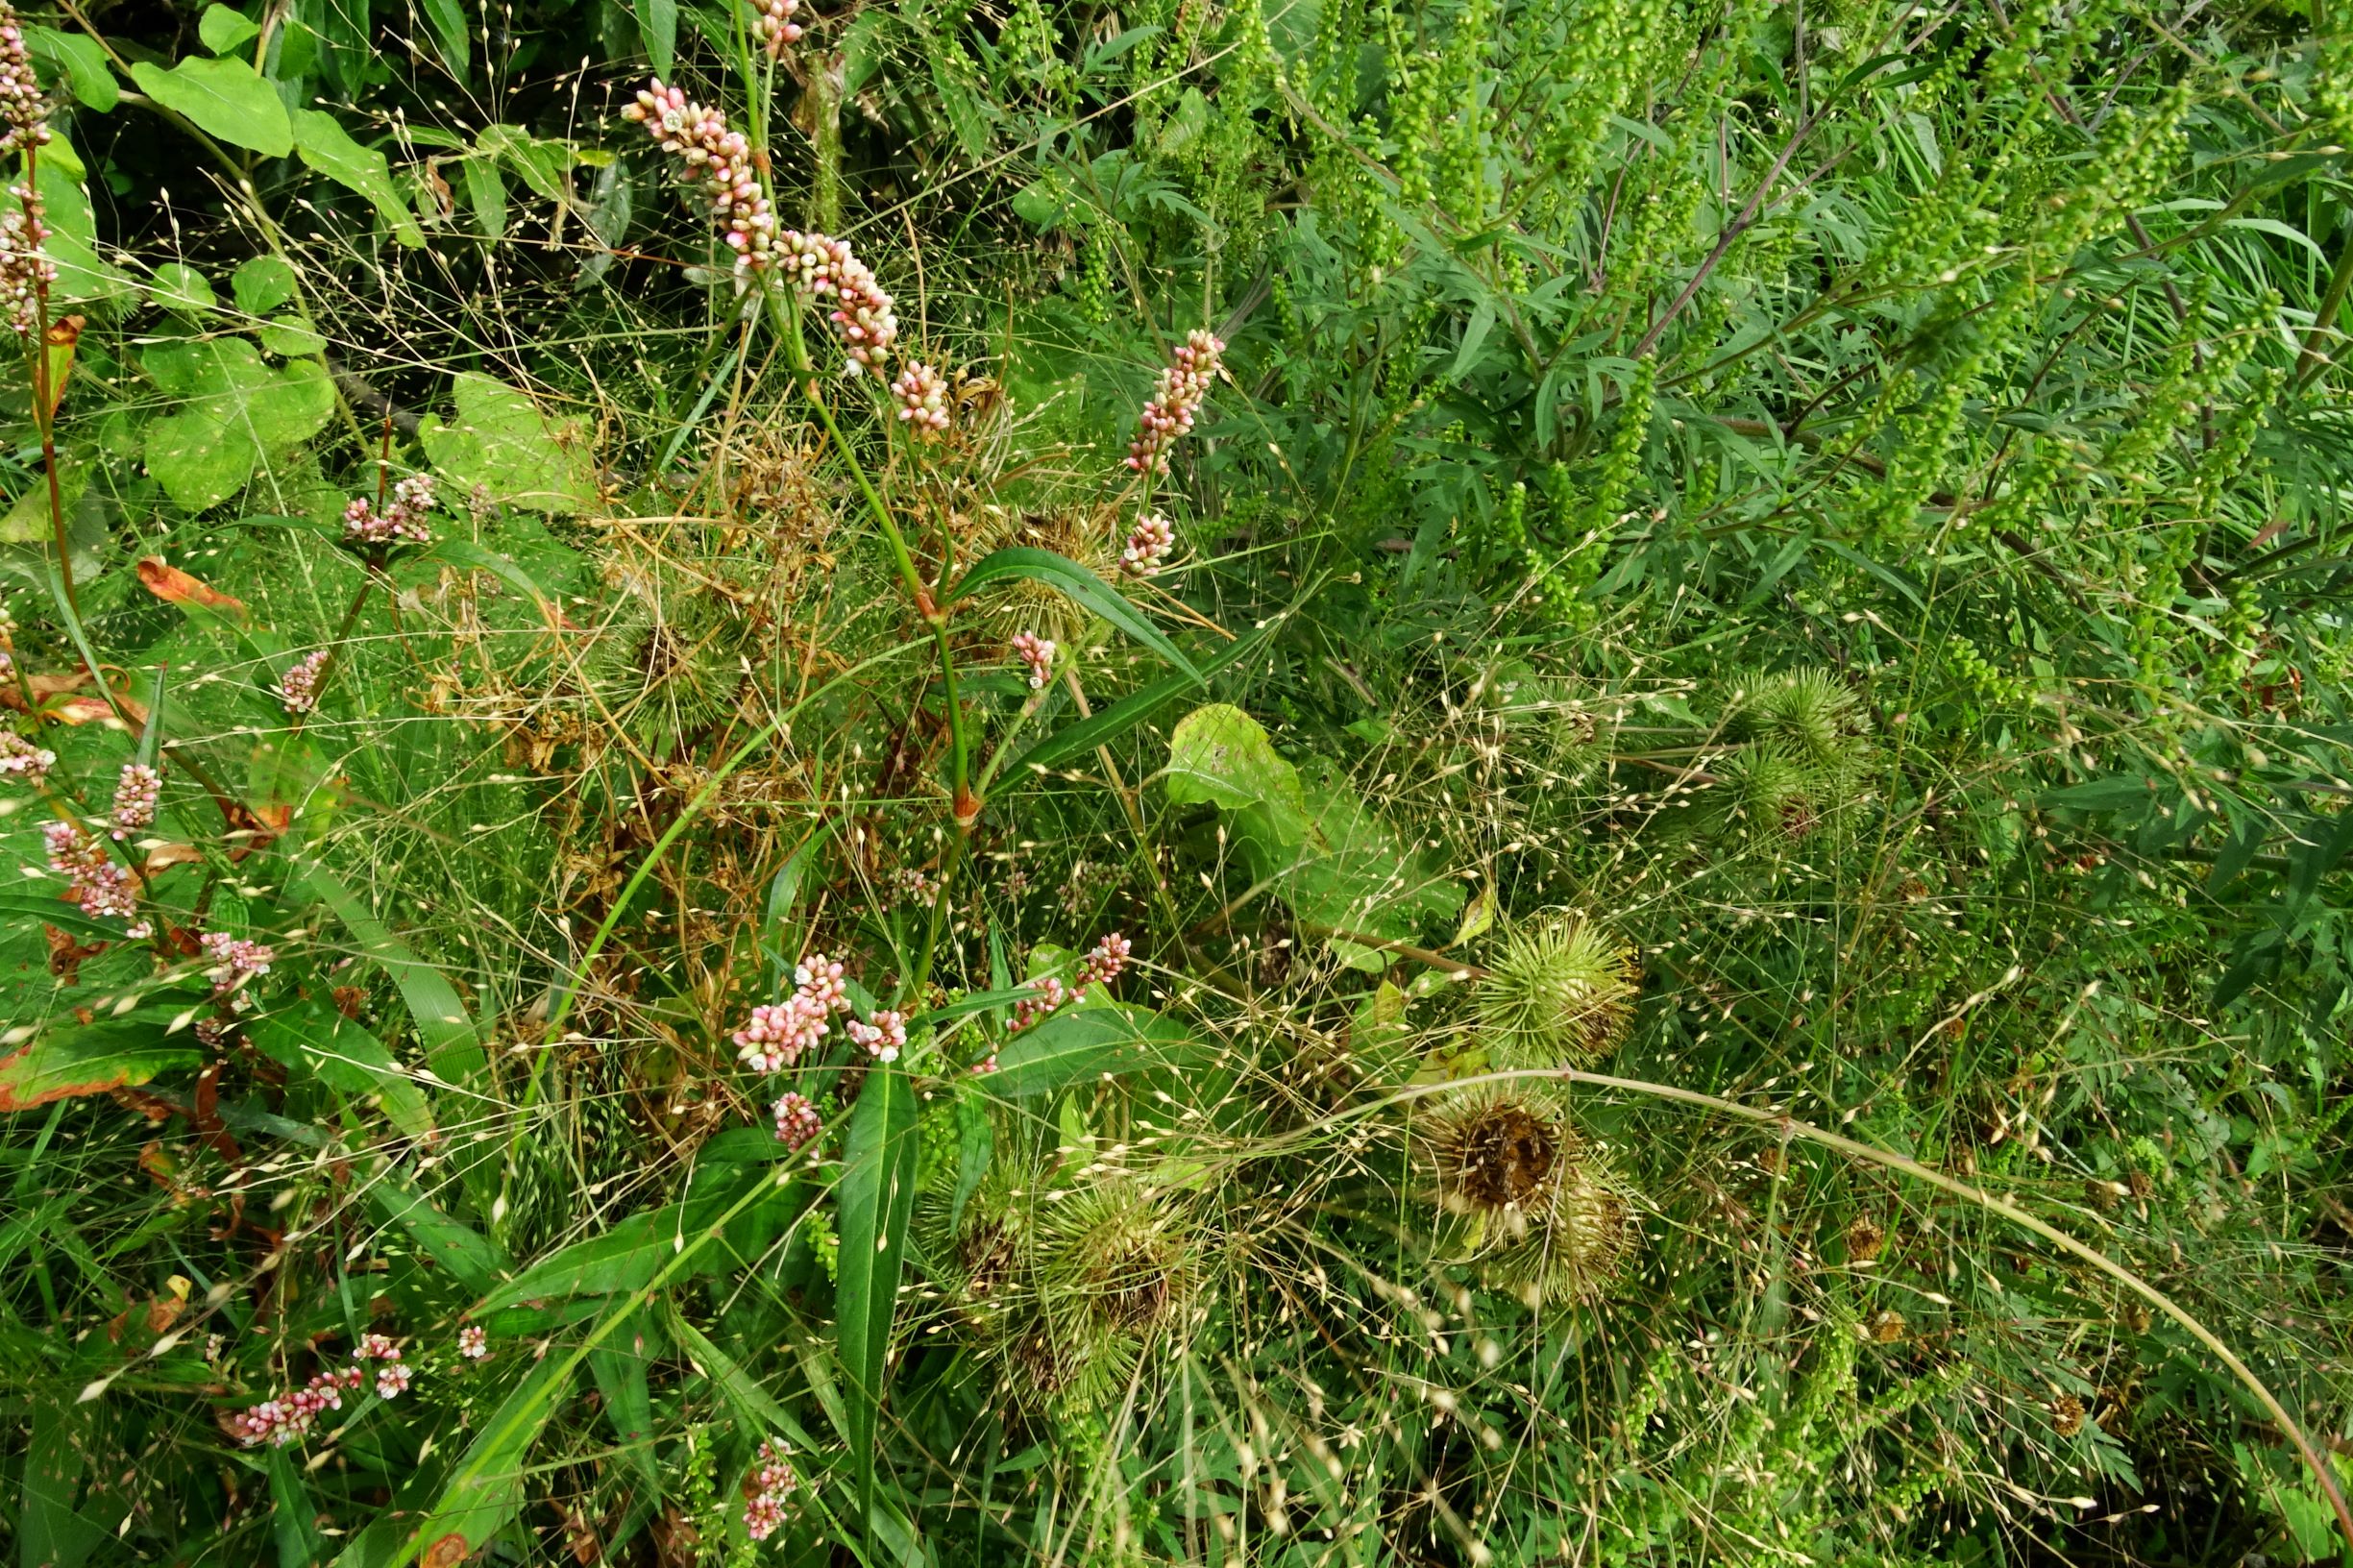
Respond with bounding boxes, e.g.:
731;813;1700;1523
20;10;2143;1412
1163;701;1306;815
418;372;601;514
256;316;327;356
198;5;261;55
414;0;469;79
140;339;336;510
231;255;298;316
129;58;291;159
366;1168;508;1293
947;1085;992;1230
952;546;1201;682
635;0;677;77
981;1003;1196;1099
380;1353;575;1568
37;149;132;306
291;109;428;248
299;862;485;1081
459;156;505;241
836;1064;919;1523
0;1011;204;1113
246;1000;435;1139
25;27;116;111
148;260;217;318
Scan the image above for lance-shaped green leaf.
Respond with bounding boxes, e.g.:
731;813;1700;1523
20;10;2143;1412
1011;615;1277;775
0;1011;204;1113
835;1064;920;1524
366;1168;507;1294
293;109;428;248
951;546;1200;683
300;863;484;1081
246;1000;435;1139
372;1353;575;1568
980;1003;1197;1100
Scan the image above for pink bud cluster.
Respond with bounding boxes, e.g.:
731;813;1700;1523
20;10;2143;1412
891;361;949;437
342;475;436;548
1012;631;1055;691
772;1090;822;1148
0;194;54;340
201;931;274;998
748;0;803;55
895;865;937;905
1010;933;1132;1034
276;649;331;716
0;729;55;785
110;762;160;840
1125;330;1224;475
354;1333;410;1399
0;9;50;157
42;820;135;921
457;1325;489;1360
229;1365;364;1447
732;951;851;1071
623;82;775;277
1121;512;1175;576
776;230;899;373
846;1007;906;1064
743;1440;799;1540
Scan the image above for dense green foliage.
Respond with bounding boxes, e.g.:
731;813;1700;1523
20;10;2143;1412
3;0;2352;1563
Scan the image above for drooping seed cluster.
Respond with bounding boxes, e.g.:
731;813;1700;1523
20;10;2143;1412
275;649;331;716
1125;330;1224;475
0;729;55;785
846;1007;906;1064
891;361;950;436
772;1090;822;1149
623;82;776;277
1012;631;1055;690
1120;512;1175;576
110;762;160;840
743;1440;799;1540
342;474;437;548
42;820;135;921
732;951;851;1071
748;0;803;55
201;931;274;999
776;229;899;373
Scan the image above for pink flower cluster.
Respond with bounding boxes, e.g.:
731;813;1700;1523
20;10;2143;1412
895;865;937;904
0;729;55;785
229;1365;363;1447
776;230;898;374
342;475;436;548
624;82;775;277
891;361;949;437
0;10;50;157
354;1333;410;1398
110;762;160;840
1012;631;1055;691
772;1090;822;1148
276;649;331;716
457;1325;489;1360
732;952;850;1071
1121;512;1176;576
201;931;274;998
1011;933;1132;1035
42;820;135;922
0;193;54;340
743;1440;799;1541
1125;330;1224;475
846;1007;906;1064
749;0;803;55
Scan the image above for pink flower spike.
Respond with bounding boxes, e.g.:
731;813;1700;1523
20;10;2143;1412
891;361;950;437
110;762;160;840
772;1091;822;1149
457;1325;488;1360
1011;631;1055;691
846;1008;907;1064
1120;512;1176;576
1125;330;1224;476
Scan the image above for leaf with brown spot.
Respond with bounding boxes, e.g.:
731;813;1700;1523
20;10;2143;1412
136;556;248;621
0;1012;203;1112
44;923;107;984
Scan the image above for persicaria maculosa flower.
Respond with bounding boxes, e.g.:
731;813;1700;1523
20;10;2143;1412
743;1439;799;1540
1125;329;1224;475
457;1325;488;1360
42;819;135;921
276;649;331;715
0;728;55;785
732;952;851;1071
749;0;803;54
846;1008;906;1064
110;761;159;840
1120;512;1175;576
772;1091;821;1148
892;361;949;436
622;81;776;277
1012;631;1054;690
